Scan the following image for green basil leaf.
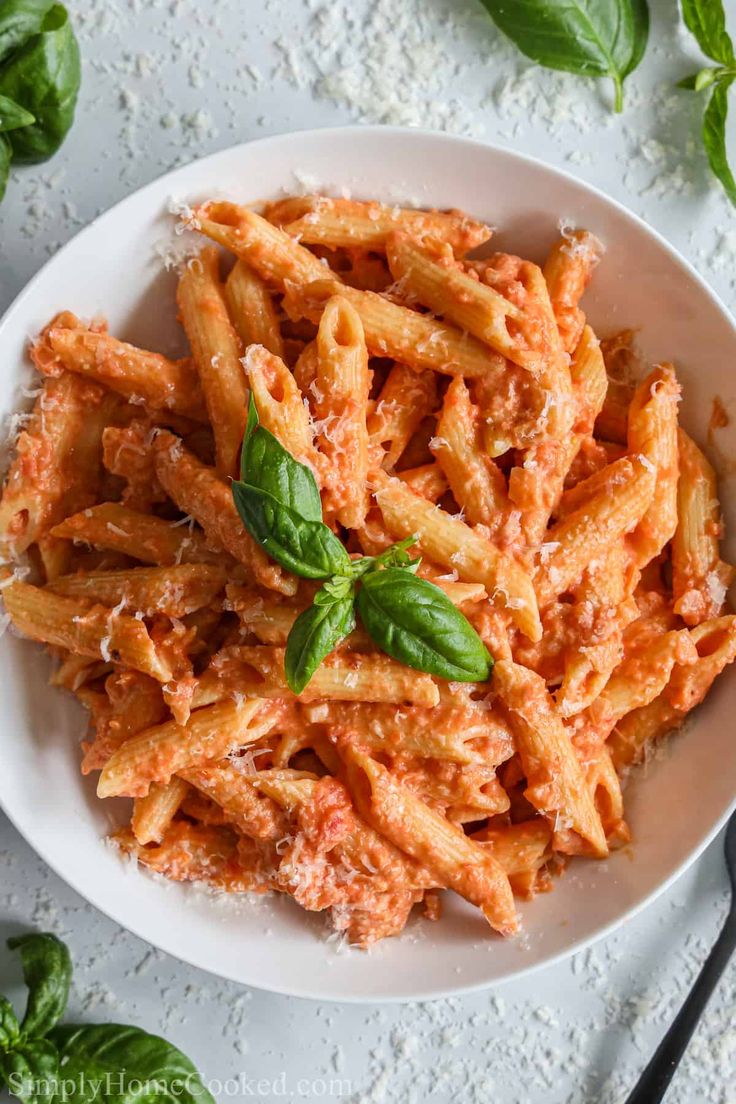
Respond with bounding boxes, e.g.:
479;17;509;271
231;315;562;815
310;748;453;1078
0;93;34;131
681;0;735;65
49;1024;214;1104
7;933;71;1038
0;0;53;66
478;0;650;111
232;481;350;579
285;584;356;693
0;133;11;201
703;76;736;206
240;395;322;522
357;568;493;682
0;4;80;164
0;995;20;1050
0;1037;58;1104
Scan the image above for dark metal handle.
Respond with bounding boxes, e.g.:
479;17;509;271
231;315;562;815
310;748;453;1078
625;908;736;1104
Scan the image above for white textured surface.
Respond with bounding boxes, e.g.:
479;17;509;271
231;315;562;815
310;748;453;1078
0;0;734;1100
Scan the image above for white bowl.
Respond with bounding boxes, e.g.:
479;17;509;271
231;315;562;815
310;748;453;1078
2;126;735;1003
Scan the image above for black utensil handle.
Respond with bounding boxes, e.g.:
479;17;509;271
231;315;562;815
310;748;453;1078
625;910;736;1104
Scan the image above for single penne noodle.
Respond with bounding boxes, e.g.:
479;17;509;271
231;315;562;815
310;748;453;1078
583;744;629;845
50;502;221;567
285;278;504;380
2;581;173;682
672;429;734;625
47;563;227;618
313;296;371;528
386;233;552;372
431;377;508;530
242;344;318;469
543;229;603;354
224;258;285;358
131;777;191;845
666;615;736;713
535;456;655;607
492;660;608;858
0;374;115;559
98;697;274;797
272;194;490;254
181;761;289;840
177;247;248;478
191;201;327;288
339;742;518;936
153;430;295;595
371;469;541;641
627;364;680;566
192;645;440;708
30;312;207;422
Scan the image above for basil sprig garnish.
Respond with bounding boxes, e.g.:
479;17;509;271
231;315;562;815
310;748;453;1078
0;931;214;1104
678;0;736;207
0;3;82;203
232;396;493;693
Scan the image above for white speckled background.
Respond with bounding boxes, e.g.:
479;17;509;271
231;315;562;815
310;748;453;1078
1;1;735;1101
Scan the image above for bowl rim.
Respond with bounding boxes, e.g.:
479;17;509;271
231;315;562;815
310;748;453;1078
1;123;735;1003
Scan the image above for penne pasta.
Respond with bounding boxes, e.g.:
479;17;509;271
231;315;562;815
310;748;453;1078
224;258;285;359
4;189;733;950
98;698;276;797
270;194;490;254
31;312;207;421
177;248;248;478
47;563;226;618
492;660;608;858
3;581;173;682
312;296;371;528
672;429;734;625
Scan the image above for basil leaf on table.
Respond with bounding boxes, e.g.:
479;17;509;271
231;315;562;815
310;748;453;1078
678;0;736;207
702;76;736;205
0;3;81;163
0;134;11;201
0;0;54;66
0;94;34;132
7;933;71;1038
232;482;351;579
681;0;735;65
240;394;322;521
285;578;356;694
48;1024;215;1104
356;568;493;683
478;0;650;111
